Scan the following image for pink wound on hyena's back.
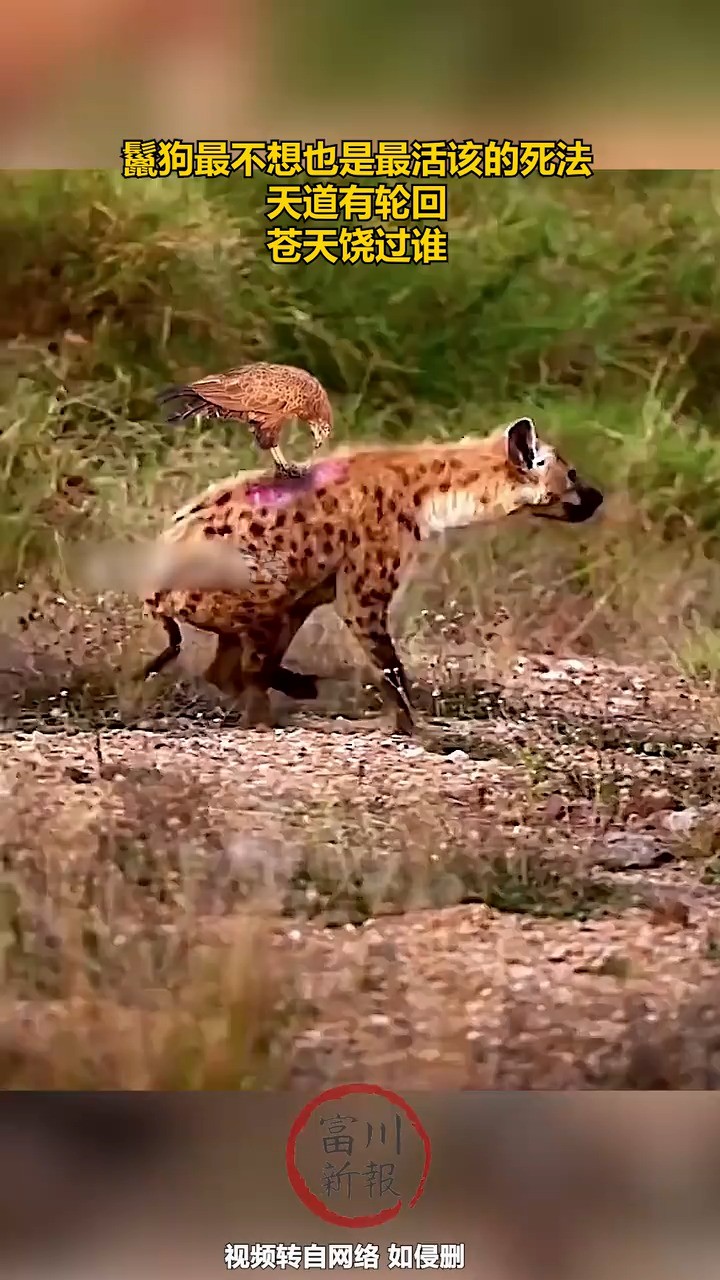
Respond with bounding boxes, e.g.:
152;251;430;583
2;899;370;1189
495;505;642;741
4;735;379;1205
245;458;350;508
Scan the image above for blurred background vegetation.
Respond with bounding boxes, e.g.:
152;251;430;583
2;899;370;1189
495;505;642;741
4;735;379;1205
2;168;720;671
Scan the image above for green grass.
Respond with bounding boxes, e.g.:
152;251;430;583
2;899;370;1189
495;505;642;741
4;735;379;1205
283;794;629;925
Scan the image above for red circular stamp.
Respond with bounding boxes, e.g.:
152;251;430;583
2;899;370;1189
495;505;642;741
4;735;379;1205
286;1084;432;1229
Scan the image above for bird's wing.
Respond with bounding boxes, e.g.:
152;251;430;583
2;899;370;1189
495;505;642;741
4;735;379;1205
189;369;275;415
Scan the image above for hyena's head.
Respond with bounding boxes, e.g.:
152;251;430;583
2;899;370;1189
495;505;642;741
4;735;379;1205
500;417;603;524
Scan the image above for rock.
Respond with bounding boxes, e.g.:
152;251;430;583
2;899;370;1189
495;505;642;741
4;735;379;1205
543;793;567;822
661;807;702;836
625;786;676;820
647;894;691;928
594;834;675;870
65;765;94;784
594;953;632;979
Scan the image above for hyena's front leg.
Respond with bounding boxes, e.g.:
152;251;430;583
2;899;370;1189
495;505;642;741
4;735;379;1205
338;567;414;736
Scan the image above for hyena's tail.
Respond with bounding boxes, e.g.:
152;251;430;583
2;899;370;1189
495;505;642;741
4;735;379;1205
76;535;254;598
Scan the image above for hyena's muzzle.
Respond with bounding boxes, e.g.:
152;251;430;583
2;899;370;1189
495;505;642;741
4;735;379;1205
532;470;604;525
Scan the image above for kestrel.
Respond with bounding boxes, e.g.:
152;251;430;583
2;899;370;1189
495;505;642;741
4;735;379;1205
157;362;334;477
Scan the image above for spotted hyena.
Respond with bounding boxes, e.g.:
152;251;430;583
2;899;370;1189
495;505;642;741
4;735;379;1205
140;417;603;734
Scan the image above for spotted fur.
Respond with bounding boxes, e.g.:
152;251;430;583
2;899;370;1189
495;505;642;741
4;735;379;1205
140;417;602;734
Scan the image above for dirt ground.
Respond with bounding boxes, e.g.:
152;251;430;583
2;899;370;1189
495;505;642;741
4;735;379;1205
4;614;720;1090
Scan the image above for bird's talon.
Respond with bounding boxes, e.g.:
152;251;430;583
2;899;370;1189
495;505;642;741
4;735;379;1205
276;464;308;480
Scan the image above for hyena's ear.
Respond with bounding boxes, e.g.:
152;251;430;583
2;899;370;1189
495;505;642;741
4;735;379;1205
505;417;538;472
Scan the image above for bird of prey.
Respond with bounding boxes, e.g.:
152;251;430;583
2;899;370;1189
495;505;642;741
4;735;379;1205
157;362;334;477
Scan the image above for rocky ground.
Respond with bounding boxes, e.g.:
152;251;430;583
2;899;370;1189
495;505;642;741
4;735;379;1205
3;637;720;1089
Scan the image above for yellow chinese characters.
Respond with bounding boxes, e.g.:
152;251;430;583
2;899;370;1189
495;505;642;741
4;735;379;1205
265;226;449;266
119;138;595;268
120;138;594;182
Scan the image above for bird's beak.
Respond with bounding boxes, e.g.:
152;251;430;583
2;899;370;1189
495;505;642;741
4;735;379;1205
309;422;327;448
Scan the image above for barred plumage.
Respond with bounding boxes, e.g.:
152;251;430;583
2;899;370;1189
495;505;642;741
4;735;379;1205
157;362;333;477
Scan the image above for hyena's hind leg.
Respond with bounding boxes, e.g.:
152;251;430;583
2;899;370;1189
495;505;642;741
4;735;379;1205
267;576;337;694
203;577;338;724
205;640;318;702
203;634;278;702
202;629;277;728
140;616;183;681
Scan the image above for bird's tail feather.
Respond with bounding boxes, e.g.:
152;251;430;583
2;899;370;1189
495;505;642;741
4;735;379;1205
156;385;217;422
156;383;188;404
